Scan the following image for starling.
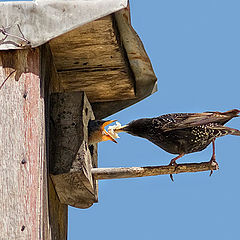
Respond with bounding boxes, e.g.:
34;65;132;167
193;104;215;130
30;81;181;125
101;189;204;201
88;120;117;144
114;109;240;179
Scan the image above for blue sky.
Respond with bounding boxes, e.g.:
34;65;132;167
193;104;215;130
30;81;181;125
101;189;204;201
69;1;240;239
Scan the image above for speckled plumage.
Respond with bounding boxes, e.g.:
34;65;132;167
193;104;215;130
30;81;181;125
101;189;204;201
120;109;240;156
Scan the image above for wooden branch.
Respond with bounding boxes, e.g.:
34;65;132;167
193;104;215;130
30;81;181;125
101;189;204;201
92;161;219;180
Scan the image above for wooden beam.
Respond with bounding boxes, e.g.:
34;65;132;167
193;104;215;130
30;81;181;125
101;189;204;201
41;44;67;240
0;48;50;239
91;161;219;180
50;91;98;209
48;177;68;239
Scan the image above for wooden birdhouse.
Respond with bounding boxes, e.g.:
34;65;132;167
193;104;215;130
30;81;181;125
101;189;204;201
0;1;157;239
0;1;218;239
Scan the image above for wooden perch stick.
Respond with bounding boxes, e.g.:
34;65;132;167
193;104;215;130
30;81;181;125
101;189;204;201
91;161;219;180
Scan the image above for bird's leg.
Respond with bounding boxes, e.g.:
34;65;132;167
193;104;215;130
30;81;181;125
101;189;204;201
209;139;218;176
169;153;185;182
169;153;185;166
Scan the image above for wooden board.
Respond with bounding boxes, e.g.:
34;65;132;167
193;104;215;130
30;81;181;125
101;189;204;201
49;15;135;102
0;46;68;240
41;44;68;240
0;49;48;239
50;91;98;209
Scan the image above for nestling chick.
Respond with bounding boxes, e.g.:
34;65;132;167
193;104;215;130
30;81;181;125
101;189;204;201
88;120;118;144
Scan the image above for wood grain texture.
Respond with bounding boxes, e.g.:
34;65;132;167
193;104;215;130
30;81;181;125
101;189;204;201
48;177;68;240
50;91;98;208
49;15;135;102
92;161;219;180
41;44;67;240
0;49;46;240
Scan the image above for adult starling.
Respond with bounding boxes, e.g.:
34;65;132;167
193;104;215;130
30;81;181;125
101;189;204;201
114;109;240;179
88;120;117;144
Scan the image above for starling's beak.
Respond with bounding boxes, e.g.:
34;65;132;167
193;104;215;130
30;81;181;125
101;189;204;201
113;125;128;133
101;120;118;143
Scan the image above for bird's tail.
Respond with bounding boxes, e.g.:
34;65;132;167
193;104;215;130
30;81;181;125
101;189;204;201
229;128;240;136
221;109;240;117
210;126;240;136
219;109;240;136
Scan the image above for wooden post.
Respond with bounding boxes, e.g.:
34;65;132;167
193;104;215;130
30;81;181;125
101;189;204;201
0;46;67;240
41;44;68;240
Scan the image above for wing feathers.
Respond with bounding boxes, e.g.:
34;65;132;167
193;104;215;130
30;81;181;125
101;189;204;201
161;109;239;132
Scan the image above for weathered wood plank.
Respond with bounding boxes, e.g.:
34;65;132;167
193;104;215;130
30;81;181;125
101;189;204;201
41;44;67;240
50;16;128;71
49;15;135;102
0;49;47;239
0;45;69;240
48;177;68;240
57;68;135;102
50;91;98;209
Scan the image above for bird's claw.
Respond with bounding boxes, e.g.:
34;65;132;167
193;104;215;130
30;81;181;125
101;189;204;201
169;162;178;182
168;154;184;182
209;156;218;177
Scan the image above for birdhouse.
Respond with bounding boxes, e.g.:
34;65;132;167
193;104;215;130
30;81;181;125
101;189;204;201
0;1;157;239
1;1;220;239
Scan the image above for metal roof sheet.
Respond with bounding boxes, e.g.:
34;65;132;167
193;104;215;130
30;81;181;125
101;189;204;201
0;0;127;50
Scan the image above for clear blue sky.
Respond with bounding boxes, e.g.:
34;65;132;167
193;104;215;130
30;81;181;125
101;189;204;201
69;1;240;239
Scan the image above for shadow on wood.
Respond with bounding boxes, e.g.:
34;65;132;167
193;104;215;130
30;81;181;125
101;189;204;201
50;91;98;209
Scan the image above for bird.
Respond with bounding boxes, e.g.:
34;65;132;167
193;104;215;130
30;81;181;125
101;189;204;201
113;109;240;180
88;119;117;144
